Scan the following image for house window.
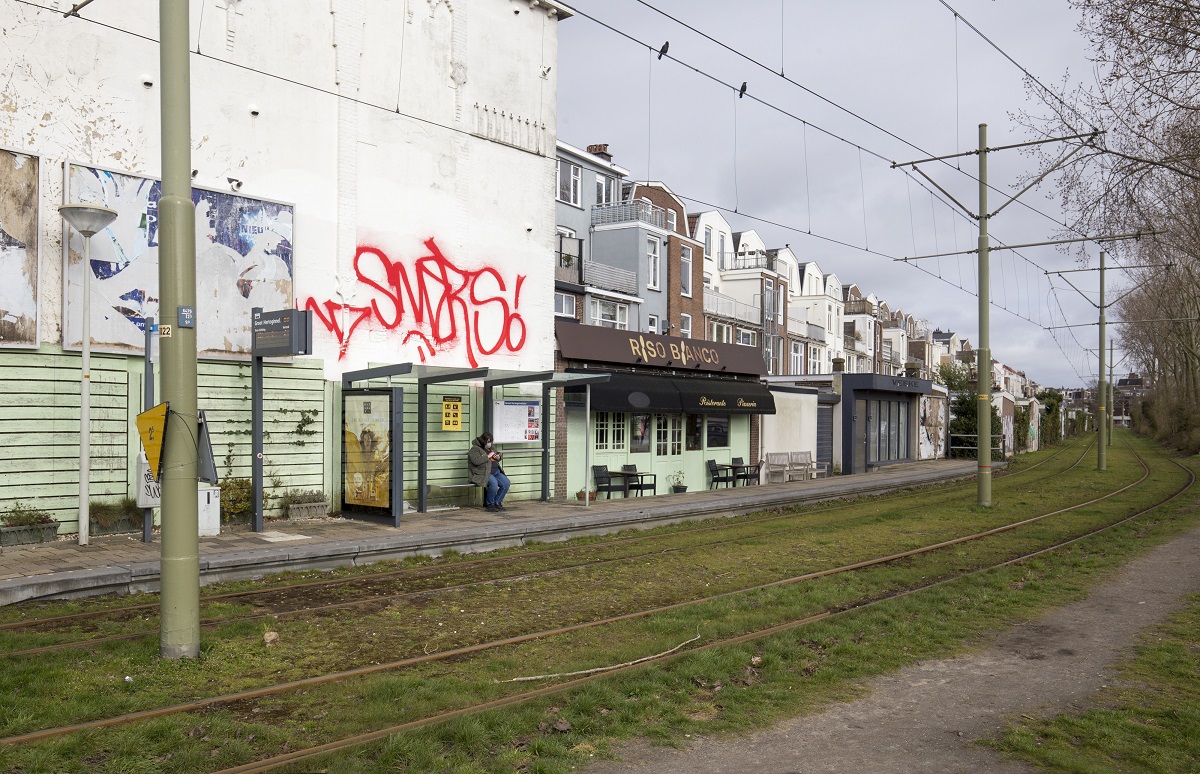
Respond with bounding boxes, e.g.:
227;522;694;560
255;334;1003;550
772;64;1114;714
710;321;732;344
554;292;576;318
589;298;628;329
557;160;580;205
647;238;660;290
647;313;659;334
810;346;821;374
791;341;802;374
556;229;581;269
680;246;692;297
679;314;692;339
736;327;757;347
666;209;677;234
596;174;617;205
704;226;712;260
718;233;726;270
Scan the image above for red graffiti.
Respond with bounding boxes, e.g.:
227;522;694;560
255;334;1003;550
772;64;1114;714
304;238;527;364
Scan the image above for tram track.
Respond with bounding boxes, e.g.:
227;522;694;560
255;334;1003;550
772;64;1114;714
217;442;1195;774
1;439;1097;658
0;438;1177;756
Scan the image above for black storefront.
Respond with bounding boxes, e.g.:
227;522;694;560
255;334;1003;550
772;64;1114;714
840;373;933;474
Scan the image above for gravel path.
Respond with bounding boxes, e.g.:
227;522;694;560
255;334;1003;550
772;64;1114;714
586;524;1200;773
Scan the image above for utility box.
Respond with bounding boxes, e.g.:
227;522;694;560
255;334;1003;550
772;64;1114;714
198;485;222;536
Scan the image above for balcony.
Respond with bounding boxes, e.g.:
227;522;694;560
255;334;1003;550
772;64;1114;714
704;290;759;324
555;235;583;285
582;261;639;296
845;299;877;316
727;250;781;274
591;200;666;230
786;314;827;342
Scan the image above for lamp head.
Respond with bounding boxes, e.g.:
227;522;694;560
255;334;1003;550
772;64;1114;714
59;204;117;237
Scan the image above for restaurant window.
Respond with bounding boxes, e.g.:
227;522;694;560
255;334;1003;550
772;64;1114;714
656;415;683;456
595;411;626;451
630;414;652;453
686;414;703;451
706;414;730;448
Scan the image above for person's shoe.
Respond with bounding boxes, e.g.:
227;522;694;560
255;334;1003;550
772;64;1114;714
496;504;507;511
485;504;498;512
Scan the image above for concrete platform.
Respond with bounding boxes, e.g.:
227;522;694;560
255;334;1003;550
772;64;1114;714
0;460;981;606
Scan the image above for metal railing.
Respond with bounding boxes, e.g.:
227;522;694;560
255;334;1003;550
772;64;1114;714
948;433;1006;460
591;200;666;229
704;290;760;324
582;261;639;296
728;251;781;273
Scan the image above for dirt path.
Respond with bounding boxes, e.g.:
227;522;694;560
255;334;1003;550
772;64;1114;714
586;524;1200;774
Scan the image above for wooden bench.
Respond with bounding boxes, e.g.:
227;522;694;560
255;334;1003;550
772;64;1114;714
429;482;481;510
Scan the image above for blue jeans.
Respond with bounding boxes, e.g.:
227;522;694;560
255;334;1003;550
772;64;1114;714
485;471;510;506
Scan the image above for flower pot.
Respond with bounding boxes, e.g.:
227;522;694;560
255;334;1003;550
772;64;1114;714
90;517;139;536
287;501;329;520
1;523;60;546
671;485;687;494
576;491;598;501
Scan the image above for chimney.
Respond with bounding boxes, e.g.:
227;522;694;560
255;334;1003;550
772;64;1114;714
587;143;613;162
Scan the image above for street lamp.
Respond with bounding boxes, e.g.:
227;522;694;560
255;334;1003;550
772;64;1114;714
60;203;118;546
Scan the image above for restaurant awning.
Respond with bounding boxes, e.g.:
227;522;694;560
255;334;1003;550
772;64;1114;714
579;372;683;413
674;377;776;414
568;371;775;414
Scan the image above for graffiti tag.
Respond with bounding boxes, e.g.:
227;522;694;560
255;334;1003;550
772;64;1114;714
304;238;527;364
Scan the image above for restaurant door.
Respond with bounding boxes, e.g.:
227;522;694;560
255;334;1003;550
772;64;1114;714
652;414;684;489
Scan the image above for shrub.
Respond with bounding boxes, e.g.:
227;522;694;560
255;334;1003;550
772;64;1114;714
278;489;327;510
219;478;253;522
2;501;55;527
89;496;140;529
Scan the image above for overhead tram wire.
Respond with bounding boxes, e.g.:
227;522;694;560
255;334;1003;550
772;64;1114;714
934;0;1094;134
620;0;1089;237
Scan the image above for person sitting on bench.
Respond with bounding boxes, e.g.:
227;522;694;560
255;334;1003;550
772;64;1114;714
468;432;509;512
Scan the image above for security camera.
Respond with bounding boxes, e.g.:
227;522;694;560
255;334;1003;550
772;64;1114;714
191;169;198;179
141;75;154;88
248;104;260;117
227;177;243;191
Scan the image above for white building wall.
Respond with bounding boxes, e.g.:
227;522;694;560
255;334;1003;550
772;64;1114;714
0;0;562;377
760;390;818;466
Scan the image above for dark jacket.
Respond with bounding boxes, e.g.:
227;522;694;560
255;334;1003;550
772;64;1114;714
467;439;499;486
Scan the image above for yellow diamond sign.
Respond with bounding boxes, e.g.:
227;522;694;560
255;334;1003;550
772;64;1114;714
136;402;169;483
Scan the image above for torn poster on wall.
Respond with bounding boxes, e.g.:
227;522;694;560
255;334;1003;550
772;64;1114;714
0;149;40;347
63;163;294;356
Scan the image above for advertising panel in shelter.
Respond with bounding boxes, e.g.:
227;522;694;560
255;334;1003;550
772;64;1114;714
0;148;39;347
343;393;391;510
63;163;294;356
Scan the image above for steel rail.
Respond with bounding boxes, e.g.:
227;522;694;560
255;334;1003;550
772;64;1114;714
0;439;1159;748
215;443;1192;774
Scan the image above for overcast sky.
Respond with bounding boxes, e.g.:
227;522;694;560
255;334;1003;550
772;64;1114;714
556;0;1111;388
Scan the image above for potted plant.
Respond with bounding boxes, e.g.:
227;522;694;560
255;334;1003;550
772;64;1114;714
90;496;141;535
1;501;60;546
575;488;598;502
667;471;687;494
278;489;329;519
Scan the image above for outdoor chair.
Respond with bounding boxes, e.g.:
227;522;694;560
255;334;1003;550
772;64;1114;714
621;464;656;496
732;456;760;485
788;451;814;482
707;459;734;489
592;465;626;499
763;452;790;484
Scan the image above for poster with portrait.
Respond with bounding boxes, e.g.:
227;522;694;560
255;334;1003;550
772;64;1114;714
0;148;39;347
343;393;392;510
63;163;293;356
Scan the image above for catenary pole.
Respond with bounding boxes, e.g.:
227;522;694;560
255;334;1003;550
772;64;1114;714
977;124;992;507
159;0;200;659
1109;338;1115;444
1097;250;1107;470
